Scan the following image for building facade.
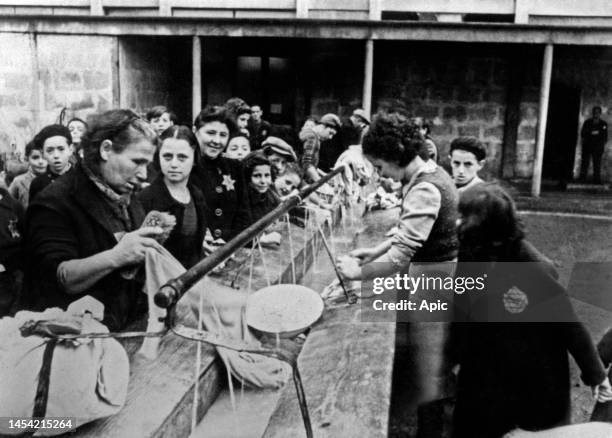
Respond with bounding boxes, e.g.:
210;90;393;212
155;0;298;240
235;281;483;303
2;0;612;192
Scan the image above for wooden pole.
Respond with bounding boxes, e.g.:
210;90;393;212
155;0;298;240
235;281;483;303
531;43;553;197
155;166;346;309
192;35;202;121
363;39;374;116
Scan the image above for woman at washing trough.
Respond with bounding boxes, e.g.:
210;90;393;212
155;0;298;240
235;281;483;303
20;109;163;331
336;112;460;427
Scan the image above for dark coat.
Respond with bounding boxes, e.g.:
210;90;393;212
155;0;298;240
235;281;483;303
29;168;71;203
21;164;146;331
0;188;25;315
248;186;280;224
0;188;25;271
137;176;208;269
190;156;251;242
452;241;606;438
247;119;272;151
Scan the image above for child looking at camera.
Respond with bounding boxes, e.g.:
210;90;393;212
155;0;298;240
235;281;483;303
224;134;251;161
244;151;282;246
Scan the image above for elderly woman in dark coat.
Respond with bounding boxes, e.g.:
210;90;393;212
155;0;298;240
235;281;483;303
21;109;162;331
452;183;609;438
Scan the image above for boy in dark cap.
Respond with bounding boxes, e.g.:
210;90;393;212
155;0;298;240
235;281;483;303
29;124;74;201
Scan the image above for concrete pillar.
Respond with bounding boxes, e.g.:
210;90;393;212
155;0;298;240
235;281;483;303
362;39;374;117
369;0;381;20
159;0;171;16
90;0;103;16
436;14;463;23
514;0;530;24
29;33;41;131
531;44;553;197
192;36;202;122
296;0;308;18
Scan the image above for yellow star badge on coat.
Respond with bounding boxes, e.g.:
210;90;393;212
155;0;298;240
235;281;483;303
221;174;235;191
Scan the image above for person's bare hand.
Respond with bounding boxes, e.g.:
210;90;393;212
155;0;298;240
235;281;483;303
337;255;362;280
111;227;163;266
203;238;226;256
594;376;612;403
349;247;378;265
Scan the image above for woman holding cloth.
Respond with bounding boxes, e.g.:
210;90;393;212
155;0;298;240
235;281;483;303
337;113;459;425
22;109;162;331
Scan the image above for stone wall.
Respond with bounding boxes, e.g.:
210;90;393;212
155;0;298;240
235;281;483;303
307;40;365;120
0;33;116;157
37;35;117;126
372;42;514;179
119;37;171;117
0;33;36;157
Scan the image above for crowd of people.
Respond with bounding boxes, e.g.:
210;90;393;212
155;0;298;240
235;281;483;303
0;98;364;322
0;96;611;437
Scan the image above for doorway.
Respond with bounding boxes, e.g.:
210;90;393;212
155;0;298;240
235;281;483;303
542;83;581;183
234;55;295;126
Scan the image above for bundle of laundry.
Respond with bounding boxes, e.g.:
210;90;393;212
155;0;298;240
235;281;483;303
0;306;129;436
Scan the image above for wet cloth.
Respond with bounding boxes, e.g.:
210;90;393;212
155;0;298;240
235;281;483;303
0;308;129;436
142;247;291;389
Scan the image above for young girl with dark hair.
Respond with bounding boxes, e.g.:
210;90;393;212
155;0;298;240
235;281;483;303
137;125;207;269
242;151;283;247
452;183;611;438
243;151;279;223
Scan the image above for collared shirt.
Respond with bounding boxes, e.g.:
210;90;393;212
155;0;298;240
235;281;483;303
387;160;441;267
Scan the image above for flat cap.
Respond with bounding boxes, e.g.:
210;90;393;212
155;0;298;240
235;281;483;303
262;136;297;162
319;113;341;130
